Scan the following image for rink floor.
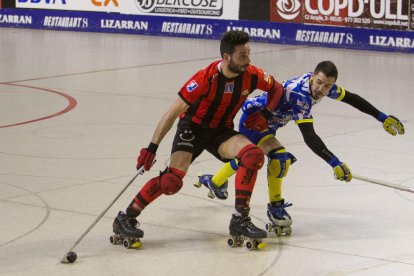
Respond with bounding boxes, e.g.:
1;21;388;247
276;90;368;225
0;28;413;276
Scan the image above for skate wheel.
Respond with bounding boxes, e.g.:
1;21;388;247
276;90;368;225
265;222;273;232
246;241;254;250
284;226;292;236
109;235;118;245
275;226;282;236
194;182;201;188
131;240;142;248
228;238;235;247
257;241;266;249
123;238;131;249
207;191;215;199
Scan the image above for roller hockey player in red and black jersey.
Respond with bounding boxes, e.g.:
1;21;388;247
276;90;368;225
112;30;284;249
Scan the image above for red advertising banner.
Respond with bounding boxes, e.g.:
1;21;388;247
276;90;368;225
411;0;414;29
271;0;412;31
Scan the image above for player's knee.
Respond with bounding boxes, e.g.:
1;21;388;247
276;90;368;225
237;144;265;171
268;148;296;178
160;168;184;195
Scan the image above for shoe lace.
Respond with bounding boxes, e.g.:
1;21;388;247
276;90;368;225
270;202;292;217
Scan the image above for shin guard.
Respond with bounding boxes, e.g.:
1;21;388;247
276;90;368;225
234;145;264;213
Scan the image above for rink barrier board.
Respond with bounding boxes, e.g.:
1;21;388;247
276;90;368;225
0;8;413;54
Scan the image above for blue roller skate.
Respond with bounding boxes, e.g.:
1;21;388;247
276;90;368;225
194;174;228;200
265;199;293;236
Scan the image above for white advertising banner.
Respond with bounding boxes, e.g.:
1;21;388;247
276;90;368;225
16;0;240;20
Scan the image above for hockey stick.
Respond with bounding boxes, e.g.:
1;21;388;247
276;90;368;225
353;174;414;194
60;166;146;263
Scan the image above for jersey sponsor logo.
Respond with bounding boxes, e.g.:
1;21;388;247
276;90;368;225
227;26;281;40
369;35;414;48
101;20;148;30
179;130;195;142
296;30;353;44
224;82;234;94
134;0;223;17
161;22;213;35
0;14;32;24
177;141;194;148
43;16;88;28
186;80;198;93
276;0;301;20
296;99;309;110
270;115;292;126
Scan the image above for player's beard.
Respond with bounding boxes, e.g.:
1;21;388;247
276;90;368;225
311;88;324;99
228;60;249;74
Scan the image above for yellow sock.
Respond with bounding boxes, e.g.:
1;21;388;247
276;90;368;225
211;160;238;187
267;148;290;203
268;176;283;203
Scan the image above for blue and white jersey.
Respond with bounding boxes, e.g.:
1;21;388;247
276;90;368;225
241;72;345;132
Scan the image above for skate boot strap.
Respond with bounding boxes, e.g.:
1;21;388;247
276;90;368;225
128;217;140;228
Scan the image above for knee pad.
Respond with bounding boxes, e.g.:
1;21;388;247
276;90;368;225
268;148;297;178
237;144;264;170
160;168;184;195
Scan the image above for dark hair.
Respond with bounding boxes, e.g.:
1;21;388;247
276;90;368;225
314;61;338;80
220;30;250;58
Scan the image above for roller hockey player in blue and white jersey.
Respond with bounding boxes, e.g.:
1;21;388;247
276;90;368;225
194;60;405;236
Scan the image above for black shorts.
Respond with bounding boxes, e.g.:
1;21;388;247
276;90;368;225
171;119;240;163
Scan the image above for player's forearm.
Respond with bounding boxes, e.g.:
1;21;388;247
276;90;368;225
150;114;176;145
303;134;336;163
298;123;336;163
341;90;382;119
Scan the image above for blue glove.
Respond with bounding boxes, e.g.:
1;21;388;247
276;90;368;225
378;112;405;136
328;157;352;182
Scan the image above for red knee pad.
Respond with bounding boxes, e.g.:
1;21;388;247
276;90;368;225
237;144;264;170
160;168;184;195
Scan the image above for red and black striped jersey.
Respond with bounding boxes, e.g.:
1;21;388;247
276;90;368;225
178;60;278;129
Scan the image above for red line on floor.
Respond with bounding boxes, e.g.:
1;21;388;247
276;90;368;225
0;83;77;128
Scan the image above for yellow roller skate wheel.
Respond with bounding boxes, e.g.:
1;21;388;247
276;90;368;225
131;241;142;248
194;173;203;188
257;242;266;249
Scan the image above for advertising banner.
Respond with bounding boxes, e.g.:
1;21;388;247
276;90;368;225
1;7;413;53
15;0;239;20
271;0;412;31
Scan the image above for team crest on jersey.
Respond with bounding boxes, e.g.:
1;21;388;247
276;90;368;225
186;80;198;93
224;82;234;94
264;72;273;85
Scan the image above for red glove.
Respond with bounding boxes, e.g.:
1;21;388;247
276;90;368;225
137;143;158;171
243;108;272;131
